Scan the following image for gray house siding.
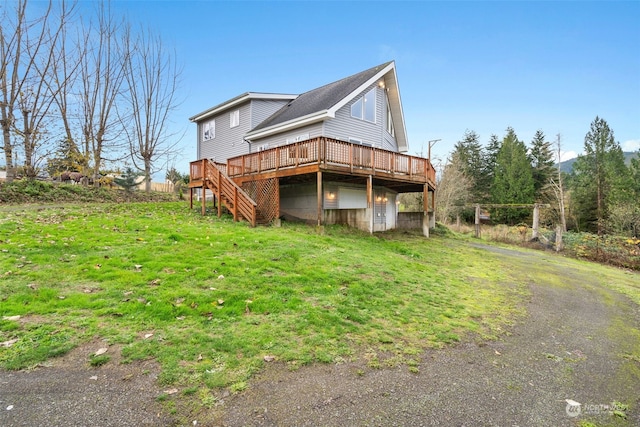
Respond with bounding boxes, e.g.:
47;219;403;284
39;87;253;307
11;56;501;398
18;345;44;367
250;99;291;129
198;102;252;162
249;122;324;152
197;98;293;161
324;84;399;152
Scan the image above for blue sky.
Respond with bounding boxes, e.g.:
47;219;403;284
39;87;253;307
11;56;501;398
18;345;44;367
106;0;639;170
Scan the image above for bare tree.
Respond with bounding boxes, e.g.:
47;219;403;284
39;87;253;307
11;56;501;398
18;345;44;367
15;1;77;177
120;25;182;193
436;152;472;224
78;1;127;185
43;0;84;168
0;0;42;182
550;134;567;232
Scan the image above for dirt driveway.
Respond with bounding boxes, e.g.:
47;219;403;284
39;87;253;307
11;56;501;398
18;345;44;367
2;243;639;426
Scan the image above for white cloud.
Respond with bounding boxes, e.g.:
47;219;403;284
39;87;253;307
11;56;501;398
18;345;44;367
622;139;640;152
557;150;578;163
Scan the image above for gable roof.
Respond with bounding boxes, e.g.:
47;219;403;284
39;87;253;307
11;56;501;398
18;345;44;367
244;61;409;152
188;92;297;123
190;62;410;152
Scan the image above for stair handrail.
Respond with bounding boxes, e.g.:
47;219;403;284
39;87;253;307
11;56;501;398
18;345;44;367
204;159;257;226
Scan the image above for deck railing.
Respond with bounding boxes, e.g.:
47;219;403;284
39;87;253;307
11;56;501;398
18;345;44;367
190;159;256;226
226;137;436;185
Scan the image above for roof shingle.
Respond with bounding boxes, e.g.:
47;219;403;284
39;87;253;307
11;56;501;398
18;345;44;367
252;61;393;132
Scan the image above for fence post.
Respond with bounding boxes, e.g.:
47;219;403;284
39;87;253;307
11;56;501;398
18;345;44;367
475;204;481;238
532;204;540;240
555;225;564;252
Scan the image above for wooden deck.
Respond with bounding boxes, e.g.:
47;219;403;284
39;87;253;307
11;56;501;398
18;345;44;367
189;137;437;227
222;137;436;190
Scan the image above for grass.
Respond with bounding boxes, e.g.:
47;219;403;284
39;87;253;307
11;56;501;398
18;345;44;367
0;201;586;393
449;222;640;271
0;179;178;204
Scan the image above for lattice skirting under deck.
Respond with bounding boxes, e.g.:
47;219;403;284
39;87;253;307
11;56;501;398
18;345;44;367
242;178;279;224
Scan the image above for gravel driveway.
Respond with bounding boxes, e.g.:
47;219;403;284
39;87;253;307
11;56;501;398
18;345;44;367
2;243;639;426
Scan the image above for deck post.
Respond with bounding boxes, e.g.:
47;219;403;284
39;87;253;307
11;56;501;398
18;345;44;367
422;183;429;237
233;187;239;221
371;147;375;174
201;186;206;216
317;171;323;227
217;168;222;218
189;187;193;209
275;177;281;222
430;189;436;228
368;175;374;234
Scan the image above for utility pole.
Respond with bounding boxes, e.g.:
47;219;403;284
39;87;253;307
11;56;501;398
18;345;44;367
427;139;441;161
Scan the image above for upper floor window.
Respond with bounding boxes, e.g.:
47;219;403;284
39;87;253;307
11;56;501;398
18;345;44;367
386;98;395;137
230;109;240;128
350;88;376;123
202;119;215;141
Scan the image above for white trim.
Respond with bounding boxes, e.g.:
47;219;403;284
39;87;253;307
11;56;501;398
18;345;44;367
245;110;330;140
189;92;297;122
328;62;394;117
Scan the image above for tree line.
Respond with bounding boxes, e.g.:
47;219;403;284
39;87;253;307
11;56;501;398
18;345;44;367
437;116;640;237
0;0;182;192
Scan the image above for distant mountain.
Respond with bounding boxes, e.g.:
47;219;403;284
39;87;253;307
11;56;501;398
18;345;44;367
556;151;638;174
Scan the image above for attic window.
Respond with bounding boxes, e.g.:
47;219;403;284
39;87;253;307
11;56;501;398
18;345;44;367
350;88;376;123
230;109;239;128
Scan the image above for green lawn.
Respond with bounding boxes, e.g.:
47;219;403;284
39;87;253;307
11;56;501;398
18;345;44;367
1;202;529;391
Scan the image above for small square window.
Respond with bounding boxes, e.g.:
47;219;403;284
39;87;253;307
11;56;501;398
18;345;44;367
230;110;239;128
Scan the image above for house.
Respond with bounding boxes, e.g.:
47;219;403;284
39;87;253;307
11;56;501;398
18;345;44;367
188;61;436;235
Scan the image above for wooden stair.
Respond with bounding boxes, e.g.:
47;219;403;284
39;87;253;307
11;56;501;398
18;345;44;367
190;159;257;226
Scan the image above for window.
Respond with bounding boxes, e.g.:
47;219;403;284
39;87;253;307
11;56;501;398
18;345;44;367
364;88;375;122
386;98;395;137
202;119;215;141
350;88;376;123
230;109;239;128
350;98;363;120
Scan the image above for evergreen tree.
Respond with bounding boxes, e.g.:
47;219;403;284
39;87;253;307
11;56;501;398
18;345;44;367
608;149;640;236
529;130;555;201
451;130;486;202
114;167;143;192
482;133;501;198
46;138;88;178
491;128;535;224
571;116;630;234
630;150;640;195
